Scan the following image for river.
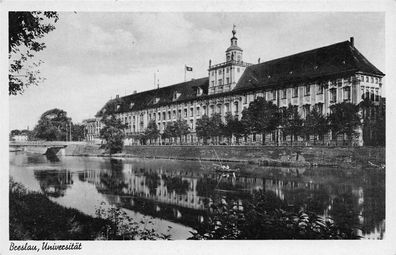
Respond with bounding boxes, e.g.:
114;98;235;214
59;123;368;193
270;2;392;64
9;151;385;240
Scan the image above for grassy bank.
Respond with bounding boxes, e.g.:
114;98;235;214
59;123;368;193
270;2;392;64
9;179;172;240
9;180;107;240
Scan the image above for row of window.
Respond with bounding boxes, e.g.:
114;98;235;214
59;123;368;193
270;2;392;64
121;102;242;127
329;87;351;103
237;77;376;103
361;87;380;101
210;67;241;76
211;77;231;86
243;83;350;102
238;85;353;106
119;83;379;129
359;75;381;84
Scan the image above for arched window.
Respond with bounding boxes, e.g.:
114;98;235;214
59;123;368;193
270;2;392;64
330;88;337;103
343;86;351;101
234;101;239;115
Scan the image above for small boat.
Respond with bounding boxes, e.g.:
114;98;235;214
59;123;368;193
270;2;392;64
211;148;240;174
213;163;239;173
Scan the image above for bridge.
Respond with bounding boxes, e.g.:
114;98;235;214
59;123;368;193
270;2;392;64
9;141;68;155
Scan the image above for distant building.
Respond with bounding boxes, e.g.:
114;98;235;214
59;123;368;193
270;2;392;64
83;118;102;143
85;27;384;146
11;134;28;142
10;129;30;142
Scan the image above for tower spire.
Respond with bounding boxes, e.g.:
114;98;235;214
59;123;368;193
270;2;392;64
231;25;237;45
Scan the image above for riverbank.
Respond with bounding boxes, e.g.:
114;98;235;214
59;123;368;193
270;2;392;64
65;144;385;168
9;179;172;240
9;180;106;240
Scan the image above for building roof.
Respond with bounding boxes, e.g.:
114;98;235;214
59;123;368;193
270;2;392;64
234;40;384;91
96;77;209;116
97;39;384;116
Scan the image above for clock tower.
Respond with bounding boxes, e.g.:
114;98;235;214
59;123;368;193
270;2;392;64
208;25;252;95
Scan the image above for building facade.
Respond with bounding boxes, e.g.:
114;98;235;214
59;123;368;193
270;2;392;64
86;28;384;146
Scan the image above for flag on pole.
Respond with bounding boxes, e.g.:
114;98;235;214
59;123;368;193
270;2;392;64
185;65;193;72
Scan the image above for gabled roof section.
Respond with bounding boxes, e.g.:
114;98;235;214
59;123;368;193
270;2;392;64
234;40;384;91
97;77;209;115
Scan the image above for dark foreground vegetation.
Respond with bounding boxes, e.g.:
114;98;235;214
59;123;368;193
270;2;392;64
189;191;361;240
10;179;104;240
9;179;169;240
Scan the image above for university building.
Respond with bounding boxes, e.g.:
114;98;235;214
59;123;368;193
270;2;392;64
85;27;384;146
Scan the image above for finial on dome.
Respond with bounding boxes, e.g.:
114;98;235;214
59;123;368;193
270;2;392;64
232;24;236;36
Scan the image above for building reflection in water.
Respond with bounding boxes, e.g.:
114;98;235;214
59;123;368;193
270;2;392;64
34;158;385;239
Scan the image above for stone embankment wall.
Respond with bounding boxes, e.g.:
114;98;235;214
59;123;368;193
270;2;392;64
64;143;385;168
122;145;384;168
64;143;104;156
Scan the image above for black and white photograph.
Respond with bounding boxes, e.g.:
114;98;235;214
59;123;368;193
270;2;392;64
1;1;395;254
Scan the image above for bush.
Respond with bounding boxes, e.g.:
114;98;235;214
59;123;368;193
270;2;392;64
95;202;171;240
189;191;361;240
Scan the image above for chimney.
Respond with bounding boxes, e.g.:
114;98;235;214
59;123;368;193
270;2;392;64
350;37;354;47
133;90;137;94
258;58;261;64
116;94;119;99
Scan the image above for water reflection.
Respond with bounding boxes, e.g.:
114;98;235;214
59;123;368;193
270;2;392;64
46;153;60;163
9;153;385;239
78;159;385;238
34;170;73;198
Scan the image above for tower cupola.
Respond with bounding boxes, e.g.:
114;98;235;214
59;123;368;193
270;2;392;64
226;25;243;62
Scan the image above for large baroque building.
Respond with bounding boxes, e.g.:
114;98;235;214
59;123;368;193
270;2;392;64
86;27;384;146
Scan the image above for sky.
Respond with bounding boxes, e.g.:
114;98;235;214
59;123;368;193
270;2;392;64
9;12;385;130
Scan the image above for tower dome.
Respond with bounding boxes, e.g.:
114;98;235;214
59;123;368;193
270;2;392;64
226;24;243;52
226;25;243;62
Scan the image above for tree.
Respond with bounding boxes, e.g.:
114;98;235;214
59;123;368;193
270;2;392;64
173;119;190;144
32;108;71;141
303;106;329;145
359;97;385;146
162;122;176;144
100;117;127;154
241;97;280;145
281;104;303;146
224;113;245;145
71;124;86;141
328;102;360;145
196;115;212;145
9;129;21;141
374;99;386;146
99;100;127;154
9;11;59;95
144;120;160;144
223;113;234;143
209;113;224;145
